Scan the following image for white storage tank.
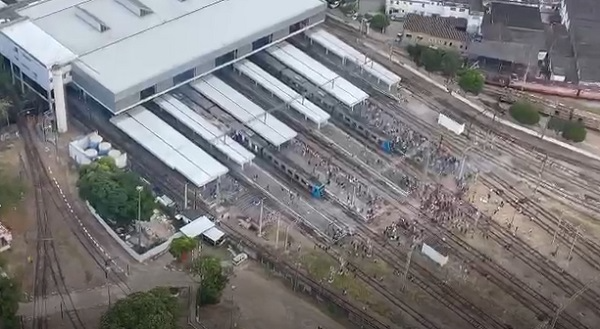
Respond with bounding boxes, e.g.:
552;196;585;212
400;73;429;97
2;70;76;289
88;133;103;149
98;142;112;155
80;157;92;166
108;149;121;159
114;153;128;169
84;148;98;159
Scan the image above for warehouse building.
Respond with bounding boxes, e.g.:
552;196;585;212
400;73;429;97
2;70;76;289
0;0;326;132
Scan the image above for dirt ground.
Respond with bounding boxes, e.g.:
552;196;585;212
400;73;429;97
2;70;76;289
0;131;107;298
199;262;349;329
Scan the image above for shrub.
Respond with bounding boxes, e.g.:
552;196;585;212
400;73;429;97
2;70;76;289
509;101;540;125
457;69;484;94
562;121;587;142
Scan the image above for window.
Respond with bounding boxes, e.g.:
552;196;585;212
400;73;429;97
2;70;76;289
450;7;456;11
405;33;412;38
140;85;156;99
289;19;309;33
173;68;195;85
459;8;465;12
13;47;18;53
252;35;273;51
215;51;236;67
449;42;453;47
421;3;424;7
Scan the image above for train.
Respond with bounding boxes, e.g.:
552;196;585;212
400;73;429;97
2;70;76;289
231;129;325;198
250;53;395;154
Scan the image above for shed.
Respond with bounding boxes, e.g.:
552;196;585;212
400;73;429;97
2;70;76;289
179;215;225;245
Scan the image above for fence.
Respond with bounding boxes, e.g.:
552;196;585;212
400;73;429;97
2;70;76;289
87;203;180;263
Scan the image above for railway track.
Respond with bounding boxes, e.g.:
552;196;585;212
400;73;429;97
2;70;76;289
68;102;399;329
281;38;597;328
21;117;87;329
222;71;523;329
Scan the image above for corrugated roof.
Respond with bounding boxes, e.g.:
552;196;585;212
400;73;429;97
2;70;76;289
16;0;325;94
0;19;77;68
403;14;468;42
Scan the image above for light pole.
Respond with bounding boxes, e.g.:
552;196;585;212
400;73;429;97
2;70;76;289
136;186;143;247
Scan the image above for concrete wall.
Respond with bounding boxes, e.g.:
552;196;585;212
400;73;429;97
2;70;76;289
402;29;468;51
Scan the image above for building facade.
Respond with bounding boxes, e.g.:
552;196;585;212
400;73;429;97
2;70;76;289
401;14;469;51
386;0;483;33
0;0;327;131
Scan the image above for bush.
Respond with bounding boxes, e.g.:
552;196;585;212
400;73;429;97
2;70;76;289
420;47;444;72
509;101;540;125
457;69;484;94
562;121;587;142
369;14;390;32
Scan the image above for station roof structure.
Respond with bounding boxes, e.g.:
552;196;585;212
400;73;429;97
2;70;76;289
191;75;297;147
305;29;401;89
15;0;326;95
234;59;330;126
110;106;228;188
155;94;255;167
267;41;369;108
180;216;214;238
0;19;77;69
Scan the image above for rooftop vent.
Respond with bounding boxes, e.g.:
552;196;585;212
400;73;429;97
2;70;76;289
75;6;110;32
114;0;153;17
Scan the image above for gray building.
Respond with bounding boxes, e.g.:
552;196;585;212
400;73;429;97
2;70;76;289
0;0;326;127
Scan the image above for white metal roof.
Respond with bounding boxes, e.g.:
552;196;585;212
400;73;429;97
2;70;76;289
202;226;225;243
180;215;214;238
306;29;401;89
155;94;255;166
17;0;325;94
191;75;297;147
110;106;228;188
267;42;369;108
0;20;77;68
234;59;330;126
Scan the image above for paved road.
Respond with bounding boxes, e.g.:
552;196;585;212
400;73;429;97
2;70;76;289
18;267;193;317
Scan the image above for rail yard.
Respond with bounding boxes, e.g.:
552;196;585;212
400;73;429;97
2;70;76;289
15;16;600;329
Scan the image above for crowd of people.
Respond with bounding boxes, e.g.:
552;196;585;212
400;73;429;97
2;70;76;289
360;102;426;155
418;184;474;234
289;139;385;220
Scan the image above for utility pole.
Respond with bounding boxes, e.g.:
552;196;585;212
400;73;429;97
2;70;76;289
258;198;264;237
401;244;416;291
552;213;563;246
136;186;143;248
567;226;581;265
533;154;549;196
275;217;280;249
284;225;290;251
549;277;598;329
184;183;188;209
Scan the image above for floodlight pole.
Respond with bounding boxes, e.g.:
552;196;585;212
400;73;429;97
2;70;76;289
136;186;143;247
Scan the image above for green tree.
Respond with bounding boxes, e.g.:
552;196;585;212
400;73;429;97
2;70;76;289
562;121;587;142
509;101;540;125
420;47;443;72
369;14;390;32
169;236;198;262
406;44;424;65
0;98;12;127
441;51;462;77
100;287;179;329
192;256;228;306
458;69;484;94
78;157;156;225
0;274;21;329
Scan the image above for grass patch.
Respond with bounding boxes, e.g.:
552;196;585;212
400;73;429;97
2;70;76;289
301;251;372;302
0;167;25;214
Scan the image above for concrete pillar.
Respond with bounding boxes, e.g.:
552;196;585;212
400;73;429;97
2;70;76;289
51;65;69;133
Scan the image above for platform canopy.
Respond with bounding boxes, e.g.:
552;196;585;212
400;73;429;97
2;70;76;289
155;94;255;166
192;75;297;146
306;29;401;90
267;41;369;108
110;106;228;188
234;59;330;126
